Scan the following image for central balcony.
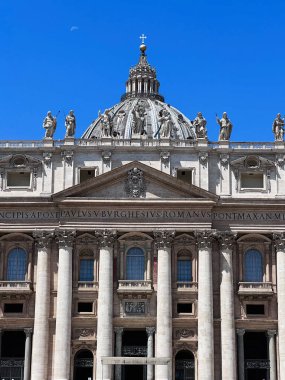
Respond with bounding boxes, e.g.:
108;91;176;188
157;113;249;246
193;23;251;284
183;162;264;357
238;282;274;297
117;280;153;295
176;281;198;292
77;281;98;291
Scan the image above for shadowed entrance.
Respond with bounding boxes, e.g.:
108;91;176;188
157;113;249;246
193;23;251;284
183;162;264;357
73;349;93;380
122;330;147;380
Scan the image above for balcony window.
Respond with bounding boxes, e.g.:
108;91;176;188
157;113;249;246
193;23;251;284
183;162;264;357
7;248;27;281
126;247;145;280
244;249;263;282
79;259;94;282
177;259;192;282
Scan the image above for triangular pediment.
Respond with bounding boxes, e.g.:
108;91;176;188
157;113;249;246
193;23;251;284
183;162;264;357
53;161;218;202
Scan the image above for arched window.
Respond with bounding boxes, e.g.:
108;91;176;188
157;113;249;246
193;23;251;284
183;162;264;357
79;259;94;281
244;249;263;282
175;350;195;380
126;247;145;280
7;248;27;281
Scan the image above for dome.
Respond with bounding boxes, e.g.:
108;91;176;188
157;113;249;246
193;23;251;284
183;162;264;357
82;42;196;140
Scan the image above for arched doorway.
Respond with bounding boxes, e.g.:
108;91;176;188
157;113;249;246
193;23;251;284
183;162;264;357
73;349;93;380
175;350;195;380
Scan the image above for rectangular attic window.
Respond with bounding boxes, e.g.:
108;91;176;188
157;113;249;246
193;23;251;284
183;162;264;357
177;169;192;184
240;172;264;189
7;172;31;187
80;169;95;183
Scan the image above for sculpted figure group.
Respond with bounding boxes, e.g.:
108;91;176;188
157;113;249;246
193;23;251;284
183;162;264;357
43;110;76;139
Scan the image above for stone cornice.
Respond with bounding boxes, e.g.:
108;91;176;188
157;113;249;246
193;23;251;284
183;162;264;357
55;230;76;248
153;230;175;249
273;232;285;252
33;230;54;249
94;229;117;248
195;230;215;249
217;231;236;250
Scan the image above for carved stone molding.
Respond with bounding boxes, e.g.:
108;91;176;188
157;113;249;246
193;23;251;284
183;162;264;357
217;231;236;250
199;152;208;166
74;328;95;339
220;153;229;168
125;167;146;198
43;152;52;167
33;230;54;249
61;150;73;165
160;151;170;165
276;154;285;168
153;230;175;249
102;151;112;164
55;230;76;248
273;232;285;252
195;230;215;249
146;327;156;336
175;328;195;339
94;229;117;248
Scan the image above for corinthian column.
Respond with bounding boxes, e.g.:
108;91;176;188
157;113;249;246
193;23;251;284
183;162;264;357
154;230;175;380
31;230;53;380
146;327;155;380
273;232;285;379
53;230;76;380
95;229;117;380
195;230;215;380
217;231;237;380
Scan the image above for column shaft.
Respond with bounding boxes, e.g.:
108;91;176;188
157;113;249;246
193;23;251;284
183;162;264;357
24;329;33;380
54;231;75;380
115;328;123;380
237;329;245;380
95;230;116;380
267;330;277;380
196;231;214;380
31;231;53;380
219;233;237;380
146;327;155;380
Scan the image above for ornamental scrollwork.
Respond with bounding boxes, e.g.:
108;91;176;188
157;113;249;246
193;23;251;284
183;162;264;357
273;232;285;252
125;167;146;198
61;150;73;165
154;230;175;249
199;152;208;167
220;154;229;168
74;328;95;339
55;230;76;248
217;231;236;250
94;229;117;248
195;230;215;249
33;230;54;249
175;328;195;339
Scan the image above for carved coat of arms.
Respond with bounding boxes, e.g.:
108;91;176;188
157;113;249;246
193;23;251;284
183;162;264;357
125;167;146;198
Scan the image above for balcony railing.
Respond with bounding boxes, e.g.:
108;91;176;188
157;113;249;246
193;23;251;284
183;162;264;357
0;281;32;293
245;359;270;369
78;281;98;290
238;282;273;295
177;281;198;291
122;346;147;357
118;280;152;293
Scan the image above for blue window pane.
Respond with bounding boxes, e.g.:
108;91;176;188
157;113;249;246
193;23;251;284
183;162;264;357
126;247;145;280
7;248;27;281
79;259;94;281
244;249;263;282
177;260;192;282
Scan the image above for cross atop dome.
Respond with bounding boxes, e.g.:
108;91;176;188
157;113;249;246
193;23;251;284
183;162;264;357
139;34;147;44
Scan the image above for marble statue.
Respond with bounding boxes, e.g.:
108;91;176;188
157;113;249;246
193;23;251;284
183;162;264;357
65;110;76;137
113;110;126;137
43;111;57;138
132;103;147;135
158;109;174;138
193;112;207;139
100;109;112;137
272;113;285;141
216;112;233;141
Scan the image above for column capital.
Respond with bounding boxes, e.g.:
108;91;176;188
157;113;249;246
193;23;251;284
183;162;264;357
153;230;175;249
24;328;33;336
273;232;285;252
55;229;76;248
267;329;277;338
146;327;156;336
95;229;117;248
195;230;215;249
114;327;124;335
236;328;245;336
217;230;236;250
33;230;54;249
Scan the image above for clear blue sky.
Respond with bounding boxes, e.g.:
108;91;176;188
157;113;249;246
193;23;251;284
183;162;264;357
1;0;285;141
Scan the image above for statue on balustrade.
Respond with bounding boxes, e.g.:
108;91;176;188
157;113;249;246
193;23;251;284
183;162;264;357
100;109;112;137
193;112;207;139
216;112;233;141
65;110;76;137
43;111;57;138
132;103;147;135
158;109;174;138
272;113;285;141
113;110;126;137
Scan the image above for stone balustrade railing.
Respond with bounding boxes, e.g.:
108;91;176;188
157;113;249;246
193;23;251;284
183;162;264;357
238;282;273;294
245;359;270;369
122;346;147;357
78;281;99;290
0;281;32;292
177;281;198;290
